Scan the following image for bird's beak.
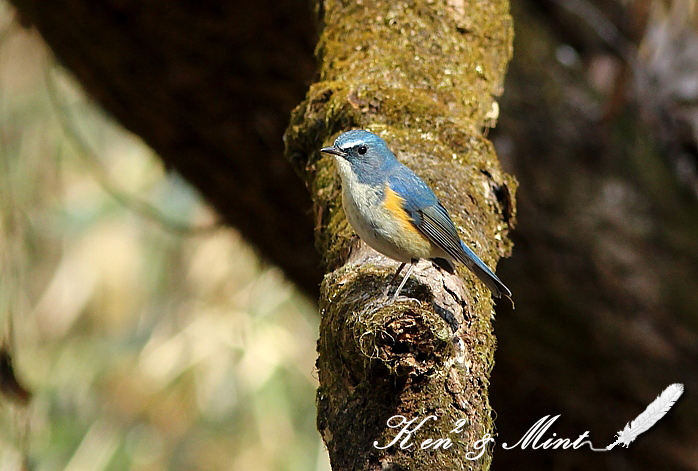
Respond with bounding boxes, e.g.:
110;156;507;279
320;146;347;158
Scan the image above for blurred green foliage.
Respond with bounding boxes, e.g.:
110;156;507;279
0;6;328;470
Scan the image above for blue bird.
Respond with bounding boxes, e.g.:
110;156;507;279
320;130;511;300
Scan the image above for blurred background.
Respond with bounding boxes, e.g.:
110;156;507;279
2;0;698;469
0;8;329;470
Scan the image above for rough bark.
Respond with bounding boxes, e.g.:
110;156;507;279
284;1;514;469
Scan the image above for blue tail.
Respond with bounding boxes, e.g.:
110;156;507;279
457;241;512;299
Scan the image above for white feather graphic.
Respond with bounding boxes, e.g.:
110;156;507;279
607;383;684;450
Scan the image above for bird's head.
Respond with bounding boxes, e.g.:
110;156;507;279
320;130;396;181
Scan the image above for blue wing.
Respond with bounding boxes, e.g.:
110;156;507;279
388;170;512;299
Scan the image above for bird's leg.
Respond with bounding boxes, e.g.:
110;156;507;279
382;262;406;298
390;262;416;301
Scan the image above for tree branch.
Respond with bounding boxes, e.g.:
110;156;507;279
284;1;514;468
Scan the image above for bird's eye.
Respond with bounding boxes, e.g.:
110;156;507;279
357;145;367;155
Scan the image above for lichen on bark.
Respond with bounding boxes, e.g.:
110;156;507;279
284;0;515;469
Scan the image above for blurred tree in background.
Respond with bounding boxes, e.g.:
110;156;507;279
491;1;698;469
1;0;697;470
0;6;327;470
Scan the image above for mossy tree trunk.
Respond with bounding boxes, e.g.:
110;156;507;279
284;1;514;469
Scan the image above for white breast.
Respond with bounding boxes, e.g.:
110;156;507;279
334;157;431;263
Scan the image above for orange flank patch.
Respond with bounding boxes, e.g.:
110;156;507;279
382;184;432;259
383;184;420;235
